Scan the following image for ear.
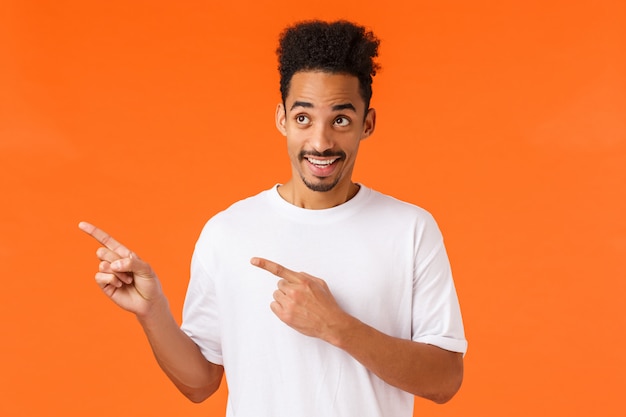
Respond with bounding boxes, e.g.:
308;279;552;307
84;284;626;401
360;108;376;140
275;103;287;136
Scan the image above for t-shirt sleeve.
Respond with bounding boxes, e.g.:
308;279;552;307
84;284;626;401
180;240;224;365
411;216;468;354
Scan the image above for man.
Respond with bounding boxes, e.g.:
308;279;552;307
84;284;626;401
80;20;467;417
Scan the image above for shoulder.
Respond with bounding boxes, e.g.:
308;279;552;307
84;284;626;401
215;187;275;220
196;188;274;242
364;187;437;223
360;187;445;246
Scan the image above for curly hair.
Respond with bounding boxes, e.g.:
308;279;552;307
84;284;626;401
277;20;381;110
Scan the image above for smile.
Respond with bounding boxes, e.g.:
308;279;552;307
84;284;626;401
306;157;339;167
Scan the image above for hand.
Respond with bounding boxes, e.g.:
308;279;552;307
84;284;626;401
250;257;351;344
79;221;164;317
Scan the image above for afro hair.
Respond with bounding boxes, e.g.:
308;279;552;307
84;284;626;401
277;20;380;109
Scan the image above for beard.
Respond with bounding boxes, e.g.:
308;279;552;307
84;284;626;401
301;175;341;192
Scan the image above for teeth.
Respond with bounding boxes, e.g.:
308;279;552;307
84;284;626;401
307;157;337;166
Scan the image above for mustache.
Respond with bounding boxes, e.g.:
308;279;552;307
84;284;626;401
298;150;346;160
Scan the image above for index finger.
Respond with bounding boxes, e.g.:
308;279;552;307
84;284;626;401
78;221;131;257
250;257;302;283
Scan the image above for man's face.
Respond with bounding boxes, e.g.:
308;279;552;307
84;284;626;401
276;71;375;195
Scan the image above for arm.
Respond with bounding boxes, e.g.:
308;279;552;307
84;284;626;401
79;222;223;403
328;315;463;403
250;257;463;404
134;294;224;403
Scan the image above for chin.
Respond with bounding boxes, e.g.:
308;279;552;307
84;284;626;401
302;176;340;192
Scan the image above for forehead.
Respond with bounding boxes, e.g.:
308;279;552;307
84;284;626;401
286;71;364;111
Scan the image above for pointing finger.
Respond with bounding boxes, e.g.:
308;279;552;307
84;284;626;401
250;257;301;283
78;221;131;257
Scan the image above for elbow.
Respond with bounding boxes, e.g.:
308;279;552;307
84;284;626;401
431;365;464;404
182;383;219;404
179;376;223;404
429;387;459;404
424;380;462;404
183;391;211;404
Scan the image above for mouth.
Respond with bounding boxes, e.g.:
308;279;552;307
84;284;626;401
298;151;346;178
300;150;345;164
305;156;340;168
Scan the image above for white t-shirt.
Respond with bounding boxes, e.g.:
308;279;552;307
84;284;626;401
182;185;467;417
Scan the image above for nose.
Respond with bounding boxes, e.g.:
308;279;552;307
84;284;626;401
308;123;334;153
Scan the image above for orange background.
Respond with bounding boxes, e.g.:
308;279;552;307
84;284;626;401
1;0;625;416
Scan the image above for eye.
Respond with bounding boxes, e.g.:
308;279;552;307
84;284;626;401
334;116;350;127
295;114;310;125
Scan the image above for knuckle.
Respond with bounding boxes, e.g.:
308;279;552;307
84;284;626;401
281;309;295;323
98;261;110;272
270;301;281;315
290;290;301;302
118;258;128;269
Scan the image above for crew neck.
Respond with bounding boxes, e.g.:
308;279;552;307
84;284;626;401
265;183;371;224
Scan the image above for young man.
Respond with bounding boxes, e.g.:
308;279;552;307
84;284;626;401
80;20;467;417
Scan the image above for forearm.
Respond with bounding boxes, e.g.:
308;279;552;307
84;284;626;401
330;316;463;403
137;296;224;403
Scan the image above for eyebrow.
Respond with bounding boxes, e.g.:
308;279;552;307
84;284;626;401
290;101;357;112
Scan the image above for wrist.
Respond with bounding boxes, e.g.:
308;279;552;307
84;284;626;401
136;294;171;328
325;313;362;349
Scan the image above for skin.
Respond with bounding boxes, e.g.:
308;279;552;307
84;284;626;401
79;70;463;405
249;256;463;403
78;221;223;403
275;71;375;209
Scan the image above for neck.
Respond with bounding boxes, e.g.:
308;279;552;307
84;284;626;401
278;180;360;209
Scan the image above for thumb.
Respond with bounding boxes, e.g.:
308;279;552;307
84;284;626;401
111;253;153;277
